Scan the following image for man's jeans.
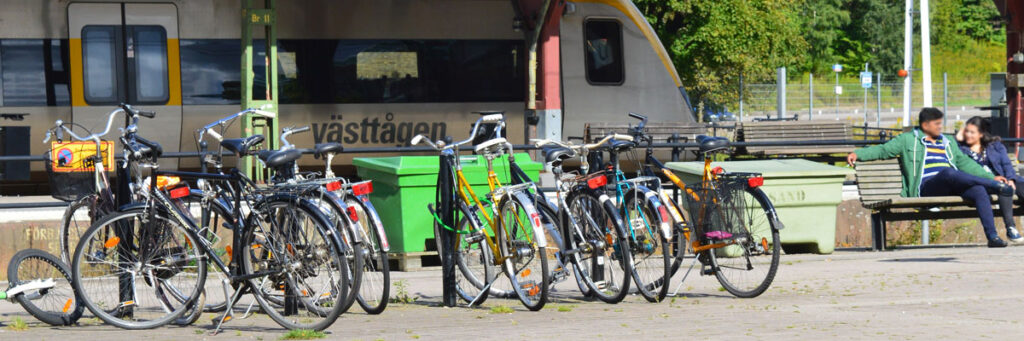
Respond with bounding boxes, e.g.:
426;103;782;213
920;167;1003;241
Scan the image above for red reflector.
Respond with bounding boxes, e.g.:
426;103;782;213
587;175;607;189
325;181;342;192
168;185;190;199
530;212;543;227
352;181;373;196
657;205;671;223
747;177;764;188
346;206;359;222
712;167;726;175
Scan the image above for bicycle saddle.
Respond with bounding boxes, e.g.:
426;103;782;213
314;142;343;158
221;134;265;156
474;137;508;154
542;145;573;165
259;149;302;168
696;135;730;154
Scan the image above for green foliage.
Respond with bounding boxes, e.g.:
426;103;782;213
390;279;417;304
6;317;28;331
280;330;327;340
800;0;851;75
489;305;515;314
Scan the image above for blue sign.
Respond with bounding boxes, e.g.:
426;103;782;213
832;64;843;72
860;71;873;88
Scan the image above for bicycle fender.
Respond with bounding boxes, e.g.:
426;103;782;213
511;191;547;248
596;191;629;239
636;186;673;242
357;194;390;252
748;187;784;230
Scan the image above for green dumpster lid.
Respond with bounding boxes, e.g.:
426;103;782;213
353;153;539;175
664;159;853;178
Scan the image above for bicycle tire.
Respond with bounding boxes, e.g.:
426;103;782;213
181;191;234;313
564;188;632;304
7;248;84;326
708;187;781;298
59;194;98;265
622;187;671;302
534;196;589;296
496;192;549;311
71;207;207;329
242;196;349;331
346;196;390;314
307;189;363;314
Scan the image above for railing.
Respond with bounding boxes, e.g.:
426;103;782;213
4;137;1024;209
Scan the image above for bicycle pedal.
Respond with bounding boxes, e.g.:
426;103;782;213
701;265;714;276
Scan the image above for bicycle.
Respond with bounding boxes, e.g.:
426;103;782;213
417;114;550;310
44;104;156;266
624;112;782;298
70;109;351;331
587;132;673;302
531;134;638;303
4;248;84;326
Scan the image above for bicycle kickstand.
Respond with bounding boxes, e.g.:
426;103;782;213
669;255;700;297
468;276;499;308
211;279;250;336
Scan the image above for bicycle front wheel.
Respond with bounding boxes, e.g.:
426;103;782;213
71;207;207;329
346;195;390;314
709;187;781;298
60;194;99;265
496;193;548;311
564;189;632;304
7;248;84;326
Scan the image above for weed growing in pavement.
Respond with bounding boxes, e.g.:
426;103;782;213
194;329;204;335
280;329;327;340
556;304;574;312
489;305;514;314
391;279;417;303
7;317;28;331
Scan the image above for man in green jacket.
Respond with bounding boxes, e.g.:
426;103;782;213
847;108;1015;247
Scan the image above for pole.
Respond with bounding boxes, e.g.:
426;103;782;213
777;67;786;120
922;220;930;245
809;73;814;120
739;74;744;122
835;71;840;120
921;0;932;108
876;72;882;128
943;72;949;123
864;64;869;124
902;0;913;127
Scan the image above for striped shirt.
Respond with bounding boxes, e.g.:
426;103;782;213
921;138;951;180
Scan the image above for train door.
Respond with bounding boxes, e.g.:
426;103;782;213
67;3;182;167
559;0;694;138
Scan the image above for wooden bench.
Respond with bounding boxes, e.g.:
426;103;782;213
856;159;1024;250
738;121;854;156
584;122;711;143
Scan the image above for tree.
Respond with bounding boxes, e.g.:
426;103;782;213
635;0;807;108
800;0;850;75
844;0;904;75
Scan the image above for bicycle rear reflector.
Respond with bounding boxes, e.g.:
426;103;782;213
747;177;764;188
325;180;342;192
347;206;360;222
587;175;607;189
352;181;373;196
530;212;543;227
168;185;190;199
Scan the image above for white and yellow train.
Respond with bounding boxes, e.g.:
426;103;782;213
0;0;694;185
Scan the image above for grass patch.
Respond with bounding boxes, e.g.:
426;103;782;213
556;304;575;312
6;317;28;331
280;329;327;340
489;305;515;314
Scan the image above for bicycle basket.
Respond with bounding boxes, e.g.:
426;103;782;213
44;141;114;202
680;175;756;242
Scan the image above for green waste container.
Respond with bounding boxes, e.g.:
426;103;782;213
665;159;853;254
353;153;543;256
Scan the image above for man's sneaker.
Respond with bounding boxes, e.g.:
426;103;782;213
988;237;1009;248
1007;226;1024;243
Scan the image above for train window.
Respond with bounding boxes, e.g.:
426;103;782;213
82;26;122;104
130;26;169;104
180;39;241;105
584;19;625;85
0;39;70;106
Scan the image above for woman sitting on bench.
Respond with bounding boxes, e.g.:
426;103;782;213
956;116;1024;243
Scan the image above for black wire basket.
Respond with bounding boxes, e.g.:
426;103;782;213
681;174;756;242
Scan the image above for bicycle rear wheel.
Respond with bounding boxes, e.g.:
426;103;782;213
243;197;348;331
71;207;207;329
622;187;671;302
346;196;390;314
564;189;632;304
708;187;781;298
60;194;100;265
496;193;549;311
7;248;84;326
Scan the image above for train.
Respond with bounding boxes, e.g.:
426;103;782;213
0;0;695;192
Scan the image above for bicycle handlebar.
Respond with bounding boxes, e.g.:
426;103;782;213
198;108;277;143
411;113;505;151
280;126;310;149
